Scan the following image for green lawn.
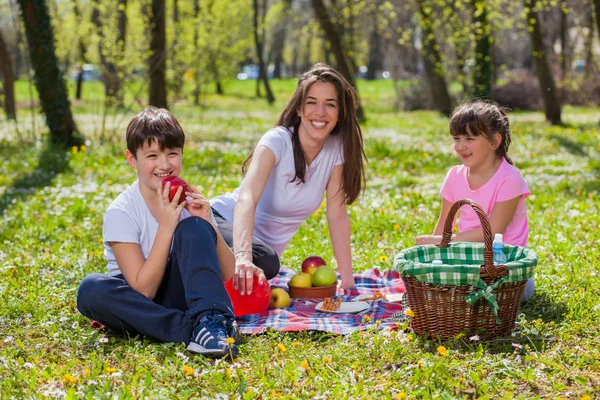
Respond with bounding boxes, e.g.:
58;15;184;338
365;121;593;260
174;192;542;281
0;80;599;399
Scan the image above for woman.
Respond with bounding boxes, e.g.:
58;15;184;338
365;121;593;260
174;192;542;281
210;63;366;294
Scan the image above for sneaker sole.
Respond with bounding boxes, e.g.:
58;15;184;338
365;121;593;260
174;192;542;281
186;342;237;359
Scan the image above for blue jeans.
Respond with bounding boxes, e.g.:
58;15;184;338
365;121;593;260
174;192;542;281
76;217;233;344
212;207;280;279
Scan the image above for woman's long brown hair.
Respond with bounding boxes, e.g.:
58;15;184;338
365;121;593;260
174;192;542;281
242;63;366;204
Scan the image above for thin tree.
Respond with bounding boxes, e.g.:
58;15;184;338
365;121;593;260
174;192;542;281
17;0;81;145
0;29;17;120
253;0;275;103
271;0;292;79
525;0;561;125
472;0;492;99
415;0;452;115
311;0;364;119
595;0;600;40
149;0;167;108
559;0;569;78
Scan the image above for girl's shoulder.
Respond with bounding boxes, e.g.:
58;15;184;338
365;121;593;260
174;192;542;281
498;159;526;181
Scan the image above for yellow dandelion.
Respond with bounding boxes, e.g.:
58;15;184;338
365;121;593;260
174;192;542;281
580;396;591;400
80;145;87;151
376;319;381;326
106;367;116;373
396;392;407;400
437;346;448;357
226;367;232;376
378;209;384;214
379;255;388;262
322;356;332;364
393;224;400;231
362;315;372;324
182;365;195;376
277;343;287;352
407;334;414;341
405;309;415;318
300;360;309;370
226;337;235;345
455;332;465;340
292;341;300;347
106;180;113;185
62;374;77;386
84;368;90;375
71;146;78;154
418;361;424;367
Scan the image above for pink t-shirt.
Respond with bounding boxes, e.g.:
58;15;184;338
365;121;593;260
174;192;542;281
440;158;530;247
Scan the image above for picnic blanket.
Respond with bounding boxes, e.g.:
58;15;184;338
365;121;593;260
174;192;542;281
237;267;405;335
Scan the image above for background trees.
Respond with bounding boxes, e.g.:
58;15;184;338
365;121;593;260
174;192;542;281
1;0;599;137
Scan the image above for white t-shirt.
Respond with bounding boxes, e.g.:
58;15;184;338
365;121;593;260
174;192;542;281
210;126;344;256
103;179;191;276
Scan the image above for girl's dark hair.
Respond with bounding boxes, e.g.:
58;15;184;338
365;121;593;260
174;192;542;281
126;106;185;156
449;101;513;165
242;63;366;204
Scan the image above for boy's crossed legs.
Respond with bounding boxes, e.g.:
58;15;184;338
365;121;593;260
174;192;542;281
77;217;238;358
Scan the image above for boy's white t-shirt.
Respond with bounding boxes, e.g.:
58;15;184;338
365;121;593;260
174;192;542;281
210;126;344;256
103;179;191;276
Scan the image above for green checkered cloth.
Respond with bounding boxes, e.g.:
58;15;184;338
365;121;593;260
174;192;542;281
393;242;537;286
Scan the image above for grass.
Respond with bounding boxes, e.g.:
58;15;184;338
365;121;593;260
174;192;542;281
0;79;599;399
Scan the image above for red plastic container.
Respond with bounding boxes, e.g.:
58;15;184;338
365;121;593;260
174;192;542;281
225;275;271;316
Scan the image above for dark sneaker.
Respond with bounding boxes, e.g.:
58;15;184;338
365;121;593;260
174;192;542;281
187;314;238;358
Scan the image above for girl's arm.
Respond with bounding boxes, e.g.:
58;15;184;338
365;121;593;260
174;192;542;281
325;164;355;290
416;198;453;245
416;196;521;245
232;146;276;294
113;185;185;299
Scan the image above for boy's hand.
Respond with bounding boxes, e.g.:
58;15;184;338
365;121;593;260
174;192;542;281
184;184;214;225
416;235;443;246
157;182;186;231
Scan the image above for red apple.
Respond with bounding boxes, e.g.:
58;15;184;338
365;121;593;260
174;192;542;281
301;255;326;275
162;176;189;204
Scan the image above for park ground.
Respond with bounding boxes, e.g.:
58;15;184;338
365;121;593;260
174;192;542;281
0;79;599;398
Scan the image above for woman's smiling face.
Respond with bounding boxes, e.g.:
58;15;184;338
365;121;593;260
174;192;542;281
297;81;339;144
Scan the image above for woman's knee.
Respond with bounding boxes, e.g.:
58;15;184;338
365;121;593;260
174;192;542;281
254;248;280;279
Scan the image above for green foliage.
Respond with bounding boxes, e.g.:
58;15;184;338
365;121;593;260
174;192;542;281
0;80;599;398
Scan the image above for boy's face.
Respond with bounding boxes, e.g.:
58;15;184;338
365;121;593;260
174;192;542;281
126;139;183;192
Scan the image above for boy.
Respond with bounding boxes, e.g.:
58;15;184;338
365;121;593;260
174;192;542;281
77;106;238;358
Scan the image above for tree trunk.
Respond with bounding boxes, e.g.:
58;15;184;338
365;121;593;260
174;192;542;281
149;0;167;108
0;30;17;120
193;0;201;105
559;0;569;78
17;0;80;145
415;0;452;115
583;7;595;77
253;0;275;104
472;0;492;99
272;0;292;79
366;7;381;81
311;0;364;119
71;0;88;100
525;0;561;125
91;0;121;105
595;0;600;42
115;0;127;105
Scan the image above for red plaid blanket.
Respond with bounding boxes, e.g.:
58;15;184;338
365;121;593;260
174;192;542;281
237;267;405;335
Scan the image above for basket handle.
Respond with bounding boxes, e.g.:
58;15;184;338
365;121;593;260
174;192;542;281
438;198;506;279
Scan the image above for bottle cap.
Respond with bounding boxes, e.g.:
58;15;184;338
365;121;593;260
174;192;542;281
493;233;503;244
431;260;443;265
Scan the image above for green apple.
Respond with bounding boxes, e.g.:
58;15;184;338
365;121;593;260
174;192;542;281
311;266;337;287
289;272;312;288
269;288;291;309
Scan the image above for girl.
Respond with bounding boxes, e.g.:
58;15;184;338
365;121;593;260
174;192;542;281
211;63;366;294
416;101;534;300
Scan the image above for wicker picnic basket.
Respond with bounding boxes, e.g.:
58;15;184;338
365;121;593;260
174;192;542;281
394;199;537;340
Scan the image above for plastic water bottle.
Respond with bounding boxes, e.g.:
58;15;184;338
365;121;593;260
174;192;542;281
493;233;508;265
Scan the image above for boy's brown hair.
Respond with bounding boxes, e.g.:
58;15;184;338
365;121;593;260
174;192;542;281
126;106;185;157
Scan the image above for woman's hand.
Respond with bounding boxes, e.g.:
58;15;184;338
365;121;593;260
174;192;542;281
340;276;356;292
415;235;443;246
233;253;266;295
184;184;214;225
157;182;186;231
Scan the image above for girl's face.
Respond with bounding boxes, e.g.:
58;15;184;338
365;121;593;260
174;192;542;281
126;139;183;194
297;81;340;145
453;128;501;169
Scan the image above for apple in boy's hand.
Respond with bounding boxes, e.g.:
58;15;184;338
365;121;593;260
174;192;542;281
162;176;189;204
301;256;326;275
269;288;291;309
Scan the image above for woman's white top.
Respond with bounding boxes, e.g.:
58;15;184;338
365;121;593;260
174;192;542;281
210;126;344;256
